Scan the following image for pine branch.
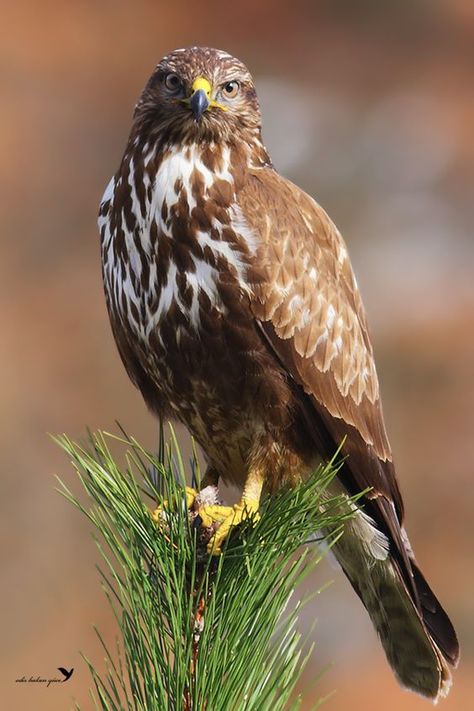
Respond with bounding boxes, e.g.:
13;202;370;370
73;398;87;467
55;428;354;711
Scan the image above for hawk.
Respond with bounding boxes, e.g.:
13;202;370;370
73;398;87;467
99;47;459;700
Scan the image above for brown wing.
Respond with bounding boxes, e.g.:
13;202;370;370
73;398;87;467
239;167;405;527
238;168;460;676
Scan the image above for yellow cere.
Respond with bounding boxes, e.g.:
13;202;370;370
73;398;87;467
190;76;228;112
191;76;212;96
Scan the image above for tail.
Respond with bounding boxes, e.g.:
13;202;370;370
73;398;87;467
332;507;459;701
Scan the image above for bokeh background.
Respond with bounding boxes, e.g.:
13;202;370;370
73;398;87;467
1;1;473;709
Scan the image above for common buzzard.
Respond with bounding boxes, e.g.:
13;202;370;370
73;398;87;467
99;47;459;700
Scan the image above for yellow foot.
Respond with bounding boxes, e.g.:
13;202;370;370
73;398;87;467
151;486;198;523
202;499;261;555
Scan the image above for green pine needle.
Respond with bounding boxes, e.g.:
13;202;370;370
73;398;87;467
54;427;354;711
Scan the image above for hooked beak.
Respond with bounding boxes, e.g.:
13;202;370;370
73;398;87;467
186;77;212;121
181;76;228;121
190;88;210;121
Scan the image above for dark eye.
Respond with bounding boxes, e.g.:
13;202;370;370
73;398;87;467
164;73;181;91
222;80;239;99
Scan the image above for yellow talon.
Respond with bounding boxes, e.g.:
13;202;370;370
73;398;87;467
151;506;161;523
185;486;198;509
151;486;198;522
150;467;264;557
205;467;264;554
199;504;234;528
206;499;261;555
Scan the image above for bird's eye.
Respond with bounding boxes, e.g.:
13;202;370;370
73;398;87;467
164;73;182;91
222;80;239;99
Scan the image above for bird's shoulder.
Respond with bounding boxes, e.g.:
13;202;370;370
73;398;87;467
240;167;368;340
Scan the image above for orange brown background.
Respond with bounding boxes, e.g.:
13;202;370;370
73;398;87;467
1;1;473;709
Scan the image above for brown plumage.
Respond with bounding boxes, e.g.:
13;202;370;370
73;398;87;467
99;46;459;700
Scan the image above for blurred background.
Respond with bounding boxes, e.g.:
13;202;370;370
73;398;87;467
1;1;473;709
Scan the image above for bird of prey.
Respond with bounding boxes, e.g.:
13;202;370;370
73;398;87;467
99;46;459;700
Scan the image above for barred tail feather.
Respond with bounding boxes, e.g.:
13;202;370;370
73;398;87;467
331;508;459;701
345;556;453;700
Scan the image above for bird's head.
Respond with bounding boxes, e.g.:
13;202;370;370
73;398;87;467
132;47;263;146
